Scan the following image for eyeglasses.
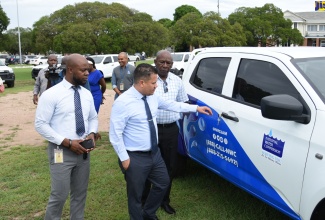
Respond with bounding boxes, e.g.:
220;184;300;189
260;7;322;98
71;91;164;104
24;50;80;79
157;60;173;66
163;81;168;93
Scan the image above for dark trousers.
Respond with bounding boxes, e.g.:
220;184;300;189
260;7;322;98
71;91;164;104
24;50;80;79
142;123;179;206
119;150;169;220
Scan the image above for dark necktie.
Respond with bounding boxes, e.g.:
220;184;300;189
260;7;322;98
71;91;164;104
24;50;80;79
142;96;158;153
72;86;85;137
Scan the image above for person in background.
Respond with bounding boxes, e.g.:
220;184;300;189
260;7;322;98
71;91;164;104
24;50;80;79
0;76;4;93
85;57;106;113
109;63;212;220
35;54;98;219
111;52;135;100
32;54;58;105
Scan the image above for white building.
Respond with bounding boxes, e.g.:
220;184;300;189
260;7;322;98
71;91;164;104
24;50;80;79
284;11;325;47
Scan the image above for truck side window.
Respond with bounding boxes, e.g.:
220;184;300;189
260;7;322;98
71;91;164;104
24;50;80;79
104;57;112;63
234;59;300;106
191;57;231;94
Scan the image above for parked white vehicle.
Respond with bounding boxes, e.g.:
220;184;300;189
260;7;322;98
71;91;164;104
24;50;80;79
89;54;135;79
89;54;119;79
170;52;191;75
29;56;48;66
179;47;325;220
127;53;141;61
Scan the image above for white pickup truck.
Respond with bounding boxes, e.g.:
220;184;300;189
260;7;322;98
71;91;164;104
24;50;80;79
179;47;325;220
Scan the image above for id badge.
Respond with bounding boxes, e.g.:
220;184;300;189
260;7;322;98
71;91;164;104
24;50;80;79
120;83;124;91
54;148;63;163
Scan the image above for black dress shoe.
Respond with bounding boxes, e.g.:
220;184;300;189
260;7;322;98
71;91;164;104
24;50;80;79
143;215;159;220
161;204;176;214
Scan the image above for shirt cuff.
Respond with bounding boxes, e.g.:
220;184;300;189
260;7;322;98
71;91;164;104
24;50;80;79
119;150;130;162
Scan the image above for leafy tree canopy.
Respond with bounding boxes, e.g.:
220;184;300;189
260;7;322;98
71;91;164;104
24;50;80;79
0;4;9;33
173;5;202;22
228;3;303;46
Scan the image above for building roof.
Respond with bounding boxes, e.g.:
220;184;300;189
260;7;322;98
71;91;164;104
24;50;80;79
284;10;325;22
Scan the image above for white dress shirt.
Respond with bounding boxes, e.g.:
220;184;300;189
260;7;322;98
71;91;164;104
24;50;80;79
109;86;197;162
35;78;98;145
155;72;188;124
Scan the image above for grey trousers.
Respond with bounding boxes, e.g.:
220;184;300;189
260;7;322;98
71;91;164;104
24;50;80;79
45;142;90;220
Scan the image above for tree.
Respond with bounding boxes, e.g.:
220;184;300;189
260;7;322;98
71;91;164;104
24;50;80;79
0;4;10;50
228;4;303;46
173;5;202;22
123;21;170;56
171;11;246;51
3;27;34;55
31;2;174;55
0;4;9;33
158;18;173;28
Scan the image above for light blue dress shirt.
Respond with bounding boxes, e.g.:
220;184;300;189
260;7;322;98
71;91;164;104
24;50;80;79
35;78;98;145
109;86;197;162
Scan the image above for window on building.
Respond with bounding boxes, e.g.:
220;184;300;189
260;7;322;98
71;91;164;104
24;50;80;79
319;25;325;31
191;57;231;94
308;25;317;31
294;22;297;29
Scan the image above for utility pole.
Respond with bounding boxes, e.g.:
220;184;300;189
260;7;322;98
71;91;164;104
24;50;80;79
218;0;219;15
16;0;22;64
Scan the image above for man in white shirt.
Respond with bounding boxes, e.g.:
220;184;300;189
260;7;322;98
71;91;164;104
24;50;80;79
35;54;98;219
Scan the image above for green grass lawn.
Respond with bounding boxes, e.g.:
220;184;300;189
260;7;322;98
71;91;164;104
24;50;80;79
0;134;290;220
0;66;291;219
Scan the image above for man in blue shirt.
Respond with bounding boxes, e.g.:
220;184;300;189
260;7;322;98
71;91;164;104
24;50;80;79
109;63;212;220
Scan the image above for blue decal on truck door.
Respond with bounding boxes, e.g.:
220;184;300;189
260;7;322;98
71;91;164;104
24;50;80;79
179;96;298;219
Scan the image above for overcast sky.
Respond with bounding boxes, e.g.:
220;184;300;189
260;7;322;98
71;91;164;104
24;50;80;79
0;0;318;30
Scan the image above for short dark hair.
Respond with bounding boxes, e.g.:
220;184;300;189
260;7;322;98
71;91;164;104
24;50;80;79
134;63;157;83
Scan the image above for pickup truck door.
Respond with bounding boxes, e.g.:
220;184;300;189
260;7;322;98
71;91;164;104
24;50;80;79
182;53;316;219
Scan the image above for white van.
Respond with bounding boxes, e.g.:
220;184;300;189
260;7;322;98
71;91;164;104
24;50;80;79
170;52;191;75
179;47;325;220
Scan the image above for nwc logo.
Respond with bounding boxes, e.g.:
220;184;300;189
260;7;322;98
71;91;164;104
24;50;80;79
315;1;325;11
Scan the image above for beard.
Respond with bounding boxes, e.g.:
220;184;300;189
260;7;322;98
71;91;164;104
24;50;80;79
72;75;87;86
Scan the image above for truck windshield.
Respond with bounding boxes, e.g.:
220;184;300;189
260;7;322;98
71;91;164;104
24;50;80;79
293;57;325;102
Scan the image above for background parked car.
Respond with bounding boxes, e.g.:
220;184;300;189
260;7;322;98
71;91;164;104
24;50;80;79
23;55;37;64
7;55;20;65
135;52;146;60
0;54;10;65
127;53;141;61
29;56;48;66
0;59;15;87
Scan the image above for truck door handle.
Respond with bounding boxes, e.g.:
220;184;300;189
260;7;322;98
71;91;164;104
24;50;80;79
221;112;239;122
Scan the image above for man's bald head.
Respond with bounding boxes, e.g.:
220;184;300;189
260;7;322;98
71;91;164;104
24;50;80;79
65;54;89;86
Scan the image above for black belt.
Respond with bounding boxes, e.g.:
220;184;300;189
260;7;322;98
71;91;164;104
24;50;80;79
127;150;152;154
157;122;177;128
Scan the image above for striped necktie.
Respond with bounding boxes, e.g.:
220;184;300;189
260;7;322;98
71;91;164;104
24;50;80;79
72;86;85;137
